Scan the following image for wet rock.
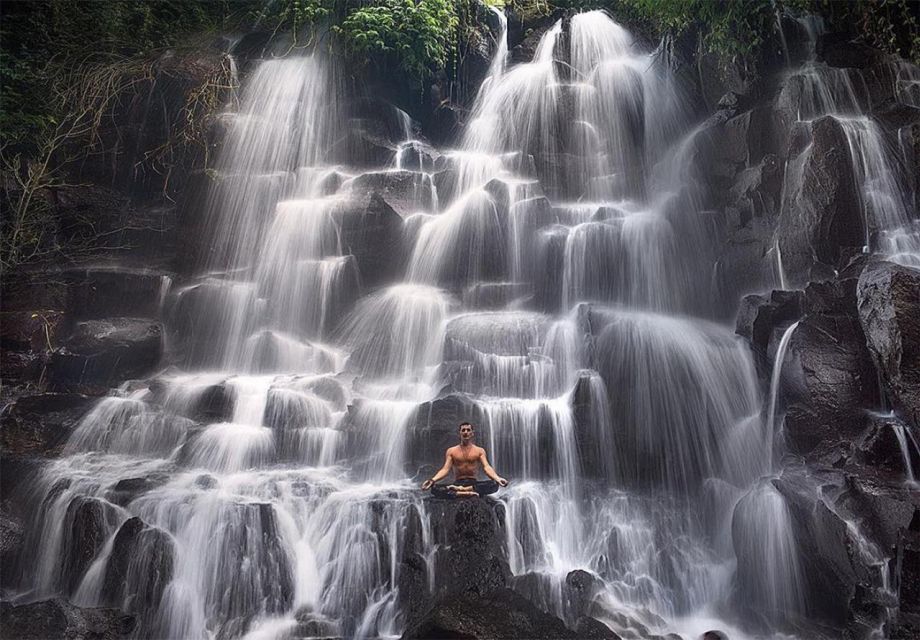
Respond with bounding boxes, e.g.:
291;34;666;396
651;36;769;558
351;97;414;145
0;310;67;352
345;170;435;219
425;498;510;598
0;507;24;573
50;318;163;388
728;153;783;222
0;393;95;457
0;598;134;640
189;383;236;422
893;520;920;637
735;289;804;357
215;502;294;619
571;373;612;480
0;309;67;383
402;588;579;640
105;475;169;507
65;267;168;320
101;517;175;618
337;193;404;287
60;496;121;595
564;569;603;620
574;615;620;639
463;282;532;309
428;102;462;146
776;116;863;284
819;39;888;70
701;631;729;640
857;262;920;427
855;413;920;480
783;279;880;455
397;140;440;172
51;186;177;264
330;125;396;168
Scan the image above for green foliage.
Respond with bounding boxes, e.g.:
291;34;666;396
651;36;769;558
337;0;459;78
0;0;240;268
817;0;920;65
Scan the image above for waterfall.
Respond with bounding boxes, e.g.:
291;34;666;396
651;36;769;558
16;11;825;640
765;320;800;458
780;18;920;266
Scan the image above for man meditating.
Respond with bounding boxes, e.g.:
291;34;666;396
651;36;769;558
421;422;508;498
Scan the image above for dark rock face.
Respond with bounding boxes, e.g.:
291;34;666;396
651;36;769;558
776;116;863;283
0;507;24;574
735;289;804;358
896;518;920;638
345;170;435;219
0;598;134;640
0;393;95;457
856;413;920;481
857;262;920;427
0;309;67;383
60;496;122;595
783;278;880;455
101;517;175;624
66;268;168;320
426;498;511;599
402;588;580;640
330;126;396;168
50;318;163;388
337;193;404;287
104;475;170;508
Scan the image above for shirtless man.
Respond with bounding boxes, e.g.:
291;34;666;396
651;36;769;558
421;422;508;498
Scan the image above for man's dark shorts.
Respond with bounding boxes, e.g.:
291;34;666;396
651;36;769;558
430;478;499;499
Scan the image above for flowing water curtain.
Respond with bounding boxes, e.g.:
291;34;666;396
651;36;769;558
14;10;834;640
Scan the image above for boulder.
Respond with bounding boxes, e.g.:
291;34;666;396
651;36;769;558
783;278;880;455
101;517;175;618
857;262;920;427
776;116;863;285
402;588;579;640
772;470;859;627
0;599;134;640
571;373;613;480
329;125;396;168
564;569;603;621
345;170;435;219
0;393;95;457
105;475;170;507
428;102;463;147
60;496;121;595
735;289;804;357
424;498;510;599
50;318;163;388
854;413;920;481
336;193;405;287
350;97;414;145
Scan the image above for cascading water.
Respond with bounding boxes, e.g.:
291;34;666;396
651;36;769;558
778;15;920;268
11;10;857;640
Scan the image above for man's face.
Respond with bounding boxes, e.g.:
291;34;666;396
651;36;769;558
459;424;474;442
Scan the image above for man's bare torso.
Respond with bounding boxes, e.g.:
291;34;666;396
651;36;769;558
448;444;483;479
